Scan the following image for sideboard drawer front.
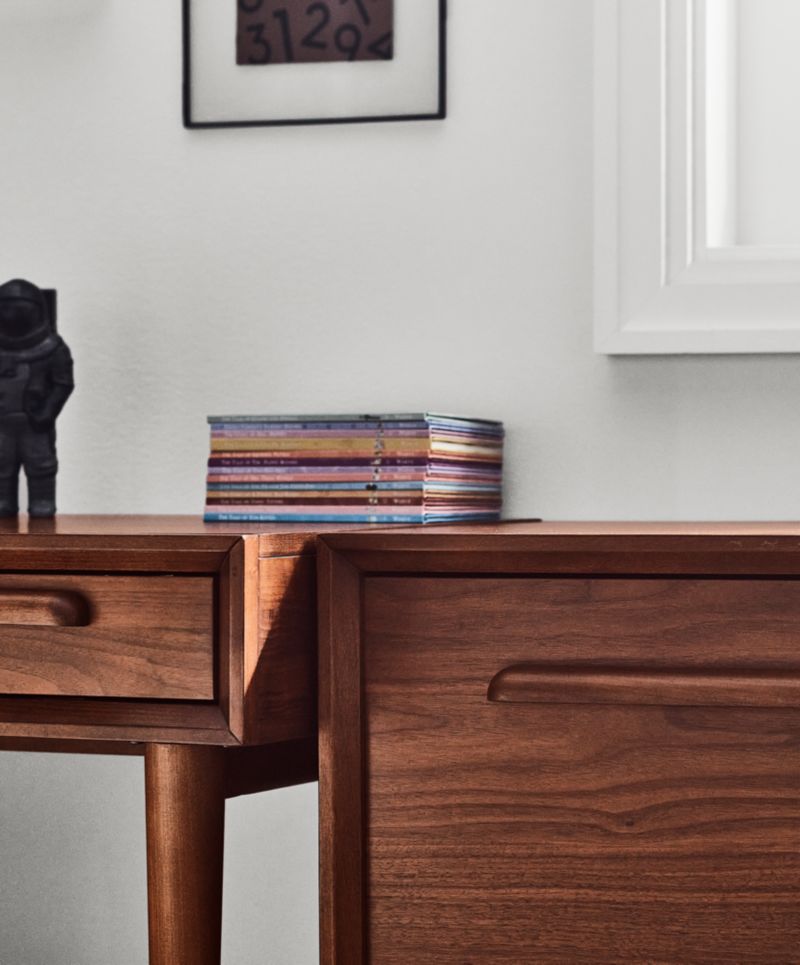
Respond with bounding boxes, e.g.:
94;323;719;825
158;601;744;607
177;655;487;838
361;576;800;963
0;574;215;700
364;576;800;694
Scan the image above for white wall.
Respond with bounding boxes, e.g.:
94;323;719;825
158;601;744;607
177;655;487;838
1;1;799;962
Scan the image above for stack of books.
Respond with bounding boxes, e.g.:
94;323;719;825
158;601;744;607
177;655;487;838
203;413;504;523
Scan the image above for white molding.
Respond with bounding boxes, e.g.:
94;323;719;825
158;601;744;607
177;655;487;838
702;0;738;248
594;0;800;354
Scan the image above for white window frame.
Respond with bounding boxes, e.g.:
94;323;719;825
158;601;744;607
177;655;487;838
594;0;800;354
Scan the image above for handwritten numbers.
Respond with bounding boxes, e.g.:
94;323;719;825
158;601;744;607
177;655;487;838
302;3;330;51
334;24;361;61
237;0;393;66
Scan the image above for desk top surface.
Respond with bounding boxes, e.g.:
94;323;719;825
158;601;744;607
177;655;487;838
0;514;374;536
4;517;800;558
0;515;383;557
4;516;800;535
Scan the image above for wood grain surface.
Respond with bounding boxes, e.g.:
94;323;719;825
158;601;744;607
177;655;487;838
488;665;800;708
361;577;800;963
217;537;252;743
0;574;214;699
0;517;362;746
0;513;386;540
0;588;89;626
364;577;800;687
145;743;225;965
318;542;365;965
244;553;318;744
319;531;800;965
0;516;407;965
0;515;383;570
0;698;235;745
323;521;800;578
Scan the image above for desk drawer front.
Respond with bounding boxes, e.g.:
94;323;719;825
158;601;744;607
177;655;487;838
0;574;215;700
361;576;800;963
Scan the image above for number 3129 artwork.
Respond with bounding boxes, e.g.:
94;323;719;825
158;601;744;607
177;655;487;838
237;0;394;66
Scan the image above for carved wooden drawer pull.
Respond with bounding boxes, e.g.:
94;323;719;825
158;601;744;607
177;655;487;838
0;590;90;627
487;664;800;709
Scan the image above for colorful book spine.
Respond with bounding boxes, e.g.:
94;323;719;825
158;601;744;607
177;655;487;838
203;413;504;524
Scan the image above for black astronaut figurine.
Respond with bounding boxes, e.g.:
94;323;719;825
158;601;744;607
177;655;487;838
0;280;74;517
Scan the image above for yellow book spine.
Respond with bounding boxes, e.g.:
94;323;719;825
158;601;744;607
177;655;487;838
210;437;430;453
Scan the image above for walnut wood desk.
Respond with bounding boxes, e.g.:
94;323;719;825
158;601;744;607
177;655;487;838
0;514;365;965
319;522;800;964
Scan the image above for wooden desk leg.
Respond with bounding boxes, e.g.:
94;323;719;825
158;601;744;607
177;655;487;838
145;744;225;965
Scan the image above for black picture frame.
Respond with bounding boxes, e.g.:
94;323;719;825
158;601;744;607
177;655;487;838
182;0;446;129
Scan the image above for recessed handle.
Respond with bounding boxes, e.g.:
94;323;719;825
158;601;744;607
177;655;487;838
0;590;90;627
487;664;800;709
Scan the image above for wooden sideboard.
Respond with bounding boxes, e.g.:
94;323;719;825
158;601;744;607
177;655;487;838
318;523;800;964
0;514;368;965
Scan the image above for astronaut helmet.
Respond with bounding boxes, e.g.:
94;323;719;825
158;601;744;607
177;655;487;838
0;279;51;350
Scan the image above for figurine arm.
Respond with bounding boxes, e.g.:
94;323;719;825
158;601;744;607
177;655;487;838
30;343;74;428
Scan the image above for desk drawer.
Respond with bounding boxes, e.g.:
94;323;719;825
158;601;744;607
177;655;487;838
361;576;800;963
0;573;215;700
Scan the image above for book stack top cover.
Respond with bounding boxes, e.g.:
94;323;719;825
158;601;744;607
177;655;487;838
203;413;504;523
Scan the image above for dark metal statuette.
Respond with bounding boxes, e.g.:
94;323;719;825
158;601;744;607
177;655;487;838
0;280;74;517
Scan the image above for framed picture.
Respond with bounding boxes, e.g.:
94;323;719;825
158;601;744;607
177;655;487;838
183;0;446;129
